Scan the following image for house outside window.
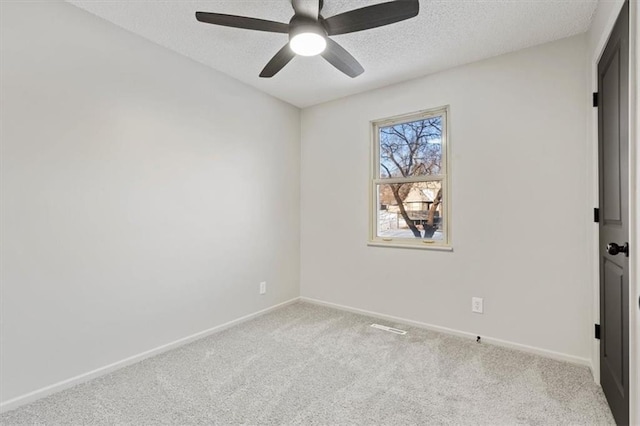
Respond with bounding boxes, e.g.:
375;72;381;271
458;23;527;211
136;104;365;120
369;106;450;249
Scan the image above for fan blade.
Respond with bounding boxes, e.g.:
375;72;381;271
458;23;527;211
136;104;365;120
322;0;419;36
195;12;289;33
321;38;364;78
291;0;320;20
260;44;296;78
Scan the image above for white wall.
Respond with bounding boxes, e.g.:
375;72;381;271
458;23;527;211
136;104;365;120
300;35;590;360
0;0;300;404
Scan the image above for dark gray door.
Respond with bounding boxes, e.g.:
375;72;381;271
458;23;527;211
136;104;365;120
598;2;629;425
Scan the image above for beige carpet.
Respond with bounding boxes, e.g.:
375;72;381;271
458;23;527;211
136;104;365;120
0;302;614;425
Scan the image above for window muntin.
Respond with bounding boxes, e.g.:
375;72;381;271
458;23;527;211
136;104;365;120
370;107;450;248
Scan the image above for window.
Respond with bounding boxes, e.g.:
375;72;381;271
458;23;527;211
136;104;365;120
370;106;450;249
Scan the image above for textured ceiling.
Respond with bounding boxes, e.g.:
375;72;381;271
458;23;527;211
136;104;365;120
67;0;598;107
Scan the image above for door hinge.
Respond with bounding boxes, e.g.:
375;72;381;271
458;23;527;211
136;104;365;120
593;92;599;107
595;324;601;340
594;207;600;223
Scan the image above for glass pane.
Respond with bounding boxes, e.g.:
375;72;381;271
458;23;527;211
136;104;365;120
379;116;443;179
377;181;444;240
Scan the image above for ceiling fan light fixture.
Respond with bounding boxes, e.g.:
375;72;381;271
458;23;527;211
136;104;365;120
290;32;326;56
289;18;326;56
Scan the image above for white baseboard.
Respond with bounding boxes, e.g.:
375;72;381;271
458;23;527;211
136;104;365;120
300;297;591;368
0;297;300;414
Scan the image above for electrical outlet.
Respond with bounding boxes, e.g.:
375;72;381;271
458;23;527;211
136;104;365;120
259;281;267;295
472;297;483;314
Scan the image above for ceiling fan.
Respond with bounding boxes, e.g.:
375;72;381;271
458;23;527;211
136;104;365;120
195;0;419;78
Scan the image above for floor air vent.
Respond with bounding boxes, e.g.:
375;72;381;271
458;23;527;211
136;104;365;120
371;324;407;335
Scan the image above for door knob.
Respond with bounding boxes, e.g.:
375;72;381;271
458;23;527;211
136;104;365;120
606;242;629;257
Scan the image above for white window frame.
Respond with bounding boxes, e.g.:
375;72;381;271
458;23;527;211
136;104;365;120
369;105;451;250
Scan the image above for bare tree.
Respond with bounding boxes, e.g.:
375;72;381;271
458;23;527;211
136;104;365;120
379;118;442;238
424;187;442;238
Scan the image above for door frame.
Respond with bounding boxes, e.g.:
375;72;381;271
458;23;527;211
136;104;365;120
589;1;638;424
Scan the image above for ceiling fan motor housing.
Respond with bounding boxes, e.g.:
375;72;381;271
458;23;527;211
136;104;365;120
289;16;327;41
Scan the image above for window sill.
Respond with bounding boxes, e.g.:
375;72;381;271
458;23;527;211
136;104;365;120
367;241;454;251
